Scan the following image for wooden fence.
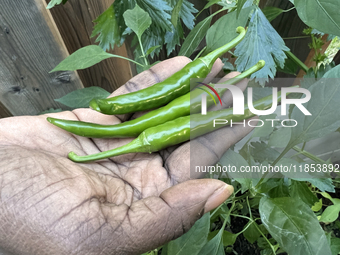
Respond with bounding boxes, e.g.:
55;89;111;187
0;0;338;118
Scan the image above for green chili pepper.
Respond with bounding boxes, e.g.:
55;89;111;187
47;61;264;138
68;91;282;163
89;27;246;115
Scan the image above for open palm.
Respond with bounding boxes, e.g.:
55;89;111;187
0;57;254;255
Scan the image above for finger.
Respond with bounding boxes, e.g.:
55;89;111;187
165;117;258;182
129;58;224;121
101;179;233;254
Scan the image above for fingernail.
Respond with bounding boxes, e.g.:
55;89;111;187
204;184;234;213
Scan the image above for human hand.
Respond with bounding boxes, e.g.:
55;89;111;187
0;57;254;255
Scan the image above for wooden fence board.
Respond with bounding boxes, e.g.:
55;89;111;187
0;0;84;116
47;0;132;92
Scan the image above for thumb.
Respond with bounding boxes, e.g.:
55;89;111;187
110;179;233;254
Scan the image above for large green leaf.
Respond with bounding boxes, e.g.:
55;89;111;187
205;7;252;53
91;5;121;51
260;197;332;255
287;64;340;148
295;0;340;37
197;225;224;255
330;237;340;255
54;87;110;108
164;213;210;255
123;4;152;40
234;7;289;85
179;15;213;57
50;45;140;72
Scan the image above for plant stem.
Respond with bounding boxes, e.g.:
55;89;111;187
138;38;149;66
230;214;277;254
286;50;309;73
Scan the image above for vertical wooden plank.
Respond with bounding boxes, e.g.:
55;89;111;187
0;0;84;116
47;0;133;92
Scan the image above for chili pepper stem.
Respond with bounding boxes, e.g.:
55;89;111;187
68;133;150;163
200;26;246;70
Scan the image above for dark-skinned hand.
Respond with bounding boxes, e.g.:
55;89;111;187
0;57;254;255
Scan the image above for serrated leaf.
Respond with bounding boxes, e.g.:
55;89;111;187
319;204;340;223
234;7;289;85
250;141;281;163
145;45;161;57
179;15;213;57
54;87;110;108
289;180;319;207
260;197;332;255
50;45;138;72
166;0;198;29
295;0;340;37
164;23;184;56
251;114;276;138
165;213;210;255
138;0;172;32
287;64;340;148
91;5;121;51
123;4;152;39
171;0;183;28
205;6;252;53
262;6;284;22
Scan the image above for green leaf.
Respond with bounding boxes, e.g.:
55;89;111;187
289;180;319;207
260;197;332;255
243;222;261;244
262;6;284;22
234;7;289;85
236;0;248;18
277;56;299;75
138;0;172;32
123;4;152;39
287;64;340;148
145;45;161;57
171;0;184;28
165;213;210;255
164;23;184;56
91;5;121;51
320;192;340;205
312;198;323;212
251;114;276;139
319;204;340;223
305;179;335;193
205;6;252;53
54;87;110;108
331;237;340;255
268;179;289;198
198;226;224;255
179;0;198;29
179;15;213;57
250;141;281;163
46;0;63;9
220;149;251;192
268;128;291;148
222;231;238;246
295;0;340;37
50;45;141;72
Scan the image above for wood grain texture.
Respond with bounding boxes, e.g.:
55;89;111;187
0;0;84;116
47;0;132;92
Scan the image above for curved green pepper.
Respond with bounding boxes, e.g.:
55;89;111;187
68;91;282;163
47;61;264;138
89;27;246;115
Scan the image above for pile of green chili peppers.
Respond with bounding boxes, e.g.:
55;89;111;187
47;27;275;163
